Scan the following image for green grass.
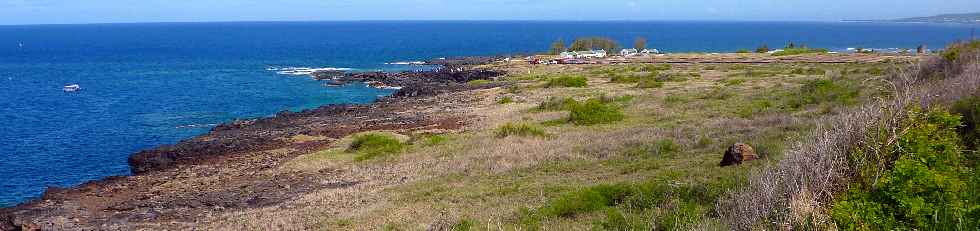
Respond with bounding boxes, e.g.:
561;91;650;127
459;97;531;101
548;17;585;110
495;123;549;138
497;96;514;104
640;64;672;72
546;75;588;88
771;47;830;56
723;78;746;86
785;79;860;109
568;99;625;126
347;133;405;161
421;134;450;146
451;218;475;231
467;79;492;86
789;67;826;75
536;96;579;111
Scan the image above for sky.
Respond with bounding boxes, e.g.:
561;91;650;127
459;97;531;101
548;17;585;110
1;0;979;25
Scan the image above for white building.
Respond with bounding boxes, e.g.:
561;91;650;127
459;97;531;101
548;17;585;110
620;48;639;57
640;49;660;55
559;50;608;59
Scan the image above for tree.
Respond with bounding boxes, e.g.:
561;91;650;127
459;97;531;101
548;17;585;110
549;39;566;55
634;37;647;50
786;42;796;49
569;37;619;52
756;44;770;53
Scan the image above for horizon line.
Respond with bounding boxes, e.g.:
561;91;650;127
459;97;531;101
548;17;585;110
0;18;861;27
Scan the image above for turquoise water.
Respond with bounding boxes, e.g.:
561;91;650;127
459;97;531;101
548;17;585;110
0;21;975;207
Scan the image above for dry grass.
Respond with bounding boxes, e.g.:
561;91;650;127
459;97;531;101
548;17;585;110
173;56;923;230
717;48;980;230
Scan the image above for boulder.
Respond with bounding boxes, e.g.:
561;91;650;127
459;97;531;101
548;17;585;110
720;143;758;166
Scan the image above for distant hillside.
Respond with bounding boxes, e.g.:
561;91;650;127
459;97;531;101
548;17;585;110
892;12;980;24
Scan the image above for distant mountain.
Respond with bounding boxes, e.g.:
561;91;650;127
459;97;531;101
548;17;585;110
892;13;980;24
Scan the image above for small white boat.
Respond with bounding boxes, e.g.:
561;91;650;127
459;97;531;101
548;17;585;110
63;84;81;92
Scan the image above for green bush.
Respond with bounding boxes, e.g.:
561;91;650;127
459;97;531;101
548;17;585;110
736;49;751;53
786;79;859;109
497;96;514;104
592;208;651;231
942;41;980;62
347;133;405;161
952;95;980;165
541;184;632;217
546;75;588;88
421;135;449;146
495;123;548;138
467;79;492;86
790;67;826;75
640;64;672;72
831;109;979;230
771;47;829;56
568;99;625;125
536;97;579;111
609;72;648;84
451;218;475;231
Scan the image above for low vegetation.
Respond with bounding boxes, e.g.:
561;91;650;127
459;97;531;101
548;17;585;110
771;47;830;56
346;133;405;161
567;99;625;125
545;75;588;88
495;123;549;138
214;46;964;230
831;108;979;230
721;41;980;230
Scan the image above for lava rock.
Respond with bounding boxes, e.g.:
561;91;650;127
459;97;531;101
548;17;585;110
720;143;758;166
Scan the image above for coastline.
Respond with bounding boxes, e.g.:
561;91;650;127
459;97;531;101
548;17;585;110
0;64;506;230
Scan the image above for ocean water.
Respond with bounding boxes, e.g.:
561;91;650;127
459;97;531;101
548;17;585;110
0;21;975;207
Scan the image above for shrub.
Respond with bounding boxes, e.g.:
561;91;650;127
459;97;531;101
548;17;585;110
540;184;629;217
942;40;980;62
467;79;491;86
497;96;514;104
568;99;625;125
771;47;829;56
952;95;980;159
598;94;634;105
756;44;770;53
736;49;751;53
422;135;449;146
609;73;647;84
640;64;672;72
790;67;826;75
831;109;979;230
636;79;664;89
495;123;548;138
536;96;578;111
593;208;651;231
347;133;405;161
546;75;588;88
451;218;475;231
724;78;746;86
786;79;859;109
655;73;690;82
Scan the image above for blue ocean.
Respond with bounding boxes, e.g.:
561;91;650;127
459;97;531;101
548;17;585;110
0;21;975;206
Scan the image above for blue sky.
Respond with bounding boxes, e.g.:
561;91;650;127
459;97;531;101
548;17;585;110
2;0;979;25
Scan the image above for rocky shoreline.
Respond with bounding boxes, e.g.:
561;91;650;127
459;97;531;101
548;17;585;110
0;66;506;230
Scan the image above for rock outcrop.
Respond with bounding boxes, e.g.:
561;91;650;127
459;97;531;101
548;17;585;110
720;143;758;166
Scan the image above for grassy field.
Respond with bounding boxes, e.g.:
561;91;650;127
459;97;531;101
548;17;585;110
200;55;917;230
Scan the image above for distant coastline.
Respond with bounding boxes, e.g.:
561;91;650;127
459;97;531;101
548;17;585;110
844;12;980;24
